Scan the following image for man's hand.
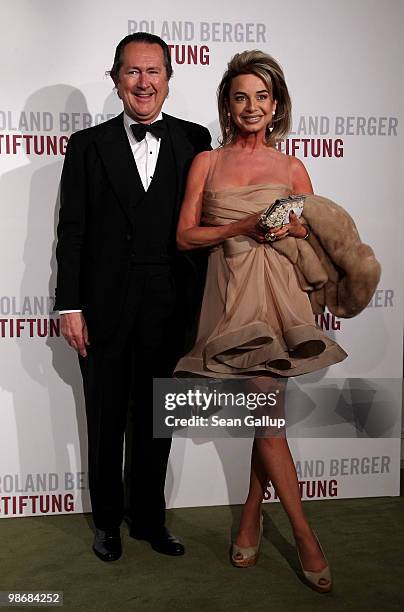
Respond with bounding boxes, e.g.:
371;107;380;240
60;312;90;357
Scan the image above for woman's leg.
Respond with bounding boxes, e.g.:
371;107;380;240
235;438;268;548
236;435;329;577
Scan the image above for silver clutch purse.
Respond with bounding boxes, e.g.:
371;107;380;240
258;195;307;235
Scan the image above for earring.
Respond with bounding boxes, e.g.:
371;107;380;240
266;118;275;137
266;110;276;135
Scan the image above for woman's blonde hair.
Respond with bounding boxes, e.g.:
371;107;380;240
217;50;291;146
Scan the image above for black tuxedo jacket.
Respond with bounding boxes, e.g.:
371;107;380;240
55;112;211;341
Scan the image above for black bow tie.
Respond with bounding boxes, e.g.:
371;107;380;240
130;120;166;142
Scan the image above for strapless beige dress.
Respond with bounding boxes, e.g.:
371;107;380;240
175;184;347;378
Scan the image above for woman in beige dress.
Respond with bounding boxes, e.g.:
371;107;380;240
175;50;346;592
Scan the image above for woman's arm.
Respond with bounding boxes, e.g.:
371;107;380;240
176;151;265;250
271;157;314;240
290;156;314;195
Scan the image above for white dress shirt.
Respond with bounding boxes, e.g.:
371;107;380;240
59;112;164;315
123;111;163;190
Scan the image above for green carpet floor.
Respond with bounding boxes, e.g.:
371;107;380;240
2;496;403;611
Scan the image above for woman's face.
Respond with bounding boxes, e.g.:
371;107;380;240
227;73;277;136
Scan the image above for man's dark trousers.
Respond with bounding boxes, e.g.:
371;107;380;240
80;264;177;530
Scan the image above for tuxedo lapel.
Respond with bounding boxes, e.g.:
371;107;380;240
95;113;196;225
163;114;195;216
95;114;144;226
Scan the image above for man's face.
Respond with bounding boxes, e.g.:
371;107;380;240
114;42;169;123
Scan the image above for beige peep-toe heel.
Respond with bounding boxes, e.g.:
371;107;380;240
297;532;332;593
231;515;263;568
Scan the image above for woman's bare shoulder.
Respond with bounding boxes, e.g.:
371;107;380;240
286;153;307;171
285;154;309;179
284;153;313;193
192;148;219;168
268;146;302;167
190;149;214;172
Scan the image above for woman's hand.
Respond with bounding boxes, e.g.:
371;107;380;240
236;212;267;243
266;211;308;241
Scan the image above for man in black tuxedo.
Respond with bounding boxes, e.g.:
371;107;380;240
55;32;211;561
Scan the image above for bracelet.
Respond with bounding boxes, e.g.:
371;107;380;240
301;224;310;240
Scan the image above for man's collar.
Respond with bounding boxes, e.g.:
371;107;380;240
123;112;164;130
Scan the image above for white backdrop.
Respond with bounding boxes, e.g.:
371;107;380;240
0;0;403;517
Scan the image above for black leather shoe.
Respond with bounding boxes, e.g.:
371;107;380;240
130;527;185;556
93;528;122;562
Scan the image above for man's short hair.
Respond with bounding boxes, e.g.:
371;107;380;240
109;32;173;81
